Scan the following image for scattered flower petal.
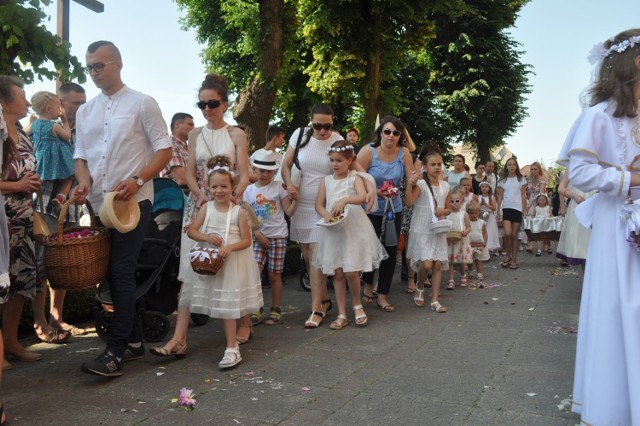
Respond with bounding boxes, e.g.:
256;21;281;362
177;387;197;411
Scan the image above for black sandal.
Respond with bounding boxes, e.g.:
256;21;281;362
362;285;377;304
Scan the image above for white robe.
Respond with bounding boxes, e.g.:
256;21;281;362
558;100;640;425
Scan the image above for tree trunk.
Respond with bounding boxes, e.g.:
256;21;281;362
362;26;382;142
233;0;284;151
477;140;491;164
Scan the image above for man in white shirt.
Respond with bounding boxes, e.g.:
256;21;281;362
72;40;172;377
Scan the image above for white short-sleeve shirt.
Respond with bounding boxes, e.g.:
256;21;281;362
75;86;171;211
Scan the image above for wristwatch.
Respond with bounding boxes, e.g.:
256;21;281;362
132;176;144;188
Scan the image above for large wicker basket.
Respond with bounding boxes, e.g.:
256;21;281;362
42;197;110;290
523;217;563;242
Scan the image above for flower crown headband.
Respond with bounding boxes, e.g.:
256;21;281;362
327;144;354;154
208;165;235;176
588;35;640;67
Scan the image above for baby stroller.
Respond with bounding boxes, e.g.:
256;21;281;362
94;178;208;343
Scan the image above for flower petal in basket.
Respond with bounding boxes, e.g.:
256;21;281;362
316;208;349;230
99;192;141;233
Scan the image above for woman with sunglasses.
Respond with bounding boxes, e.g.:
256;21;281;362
150;74;254;358
281;103;374;328
356;116;415;312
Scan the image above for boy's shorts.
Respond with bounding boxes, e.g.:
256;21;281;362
253;237;287;273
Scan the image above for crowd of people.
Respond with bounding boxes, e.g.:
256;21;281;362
0;27;639;424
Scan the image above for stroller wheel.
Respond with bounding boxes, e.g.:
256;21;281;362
140;311;170;342
299;253;311;292
300;271;311;292
95;309;112;342
190;313;209;326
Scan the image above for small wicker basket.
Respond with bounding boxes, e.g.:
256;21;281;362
446;230;462;245
190;248;224;275
42;197;110;290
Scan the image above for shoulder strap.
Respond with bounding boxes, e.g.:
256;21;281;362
190;126;203;146
293;127;306;170
223;206;232;246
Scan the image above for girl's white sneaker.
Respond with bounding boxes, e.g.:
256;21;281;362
218;346;242;369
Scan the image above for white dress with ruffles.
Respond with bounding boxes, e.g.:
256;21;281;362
407;180;450;271
181;203;263;319
178;126;237;304
312;171;388;274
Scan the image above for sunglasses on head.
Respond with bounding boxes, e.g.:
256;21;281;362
382;128;402;137
197;99;222;110
312;123;333;131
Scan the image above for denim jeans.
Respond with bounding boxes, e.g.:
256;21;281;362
103;200;151;357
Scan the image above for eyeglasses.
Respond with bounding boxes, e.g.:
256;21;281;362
85;61;116;73
312;123;332;131
197;99;222;110
382;128;402;137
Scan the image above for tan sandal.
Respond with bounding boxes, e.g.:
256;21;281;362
430;301;448;313
330;314;349;330
236;325;254;344
149;339;187;359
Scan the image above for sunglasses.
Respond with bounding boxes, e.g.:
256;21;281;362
312;123;333;131
451;200;462;203
382;128;402;137
85;60;116;73
197;99;222;110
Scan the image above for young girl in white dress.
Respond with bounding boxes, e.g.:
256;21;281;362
527;194;553;256
314;141;387;330
405;144;451;313
555;172;594;267
458;177;476;211
557;29;640;424
446;191;472;289
478;181;500;253
186;156;263;370
466;201;489;287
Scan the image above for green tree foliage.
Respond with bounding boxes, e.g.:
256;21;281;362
394;49;456;157
176;0;530;157
176;0;298;149
0;0;85;83
297;0;467;141
426;0;531;162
